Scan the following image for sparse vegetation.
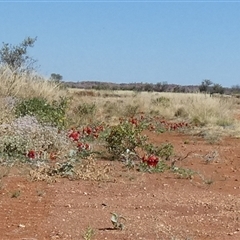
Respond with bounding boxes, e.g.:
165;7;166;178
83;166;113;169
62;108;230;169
1;37;240;240
15;96;68;128
111;212;126;230
83;226;95;240
11;190;21;198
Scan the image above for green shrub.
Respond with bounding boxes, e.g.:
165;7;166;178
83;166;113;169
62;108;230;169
171;166;195;179
0;135;27;158
77;102;96;116
151;97;170;107
105;121;147;160
191;116;206;127
15;97;68;128
123;104;140;117
174;107;188;118
144;142;174;161
139;160;169;173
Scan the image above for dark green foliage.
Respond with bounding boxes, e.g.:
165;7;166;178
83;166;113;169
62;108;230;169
50;73;63;82
212;84;224;94
105;121;147;160
174;107;188;118
124;104;139;117
151;96;170;107
199;79;213;93
143;142;174;161
139;160;169;173
77;103;96;116
0;135;27;158
15;97;68;128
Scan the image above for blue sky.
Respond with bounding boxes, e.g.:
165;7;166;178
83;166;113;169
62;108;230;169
1;1;240;87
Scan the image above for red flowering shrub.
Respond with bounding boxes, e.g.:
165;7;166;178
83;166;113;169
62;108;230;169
27;150;36;159
68;129;80;141
142;154;159;167
77;142;90;151
82;125;104;139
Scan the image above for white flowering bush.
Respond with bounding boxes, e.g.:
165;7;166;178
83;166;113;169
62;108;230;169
0;115;73;163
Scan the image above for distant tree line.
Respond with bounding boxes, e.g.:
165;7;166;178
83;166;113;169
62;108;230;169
1;37;239;96
64;81;199;93
199;79;225;95
64;80;240;95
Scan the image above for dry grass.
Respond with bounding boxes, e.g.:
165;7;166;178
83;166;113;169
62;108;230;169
67;89;237;127
74;157;112;181
0;66;67;102
29;157;112;183
65;89;240;139
0;97;15;124
0;66;68;126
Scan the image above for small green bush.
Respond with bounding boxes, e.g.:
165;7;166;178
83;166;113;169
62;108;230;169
0;135;27;158
77;102;96;116
69;102;97;126
144;142;174;161
139;160;169;173
105;121;147;160
191;116;206;127
123;104;139;117
174;107;188;118
171;166;195;179
151;97;170;107
15;97;68;128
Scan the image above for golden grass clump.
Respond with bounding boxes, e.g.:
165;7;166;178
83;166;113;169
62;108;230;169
150;92;235;126
0;66;67;102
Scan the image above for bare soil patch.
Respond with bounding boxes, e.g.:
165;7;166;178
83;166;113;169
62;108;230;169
0;131;240;240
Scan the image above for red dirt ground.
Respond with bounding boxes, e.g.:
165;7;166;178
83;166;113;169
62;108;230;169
0;131;240;240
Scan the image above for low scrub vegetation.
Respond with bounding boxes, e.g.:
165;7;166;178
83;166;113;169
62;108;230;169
0;61;240;181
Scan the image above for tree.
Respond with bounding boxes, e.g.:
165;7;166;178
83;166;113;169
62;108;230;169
50;73;63;83
231;85;240;94
212;83;224;94
0;36;37;73
199;79;213;93
155;81;168;92
144;83;154;92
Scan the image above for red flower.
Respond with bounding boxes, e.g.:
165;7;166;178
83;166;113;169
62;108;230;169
77;142;84;150
142;155;159;167
82;126;92;136
86;126;92;135
84;143;90;150
69;130;80;141
27;150;36;159
147;155;159;167
77;142;90;151
129;117;138;126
